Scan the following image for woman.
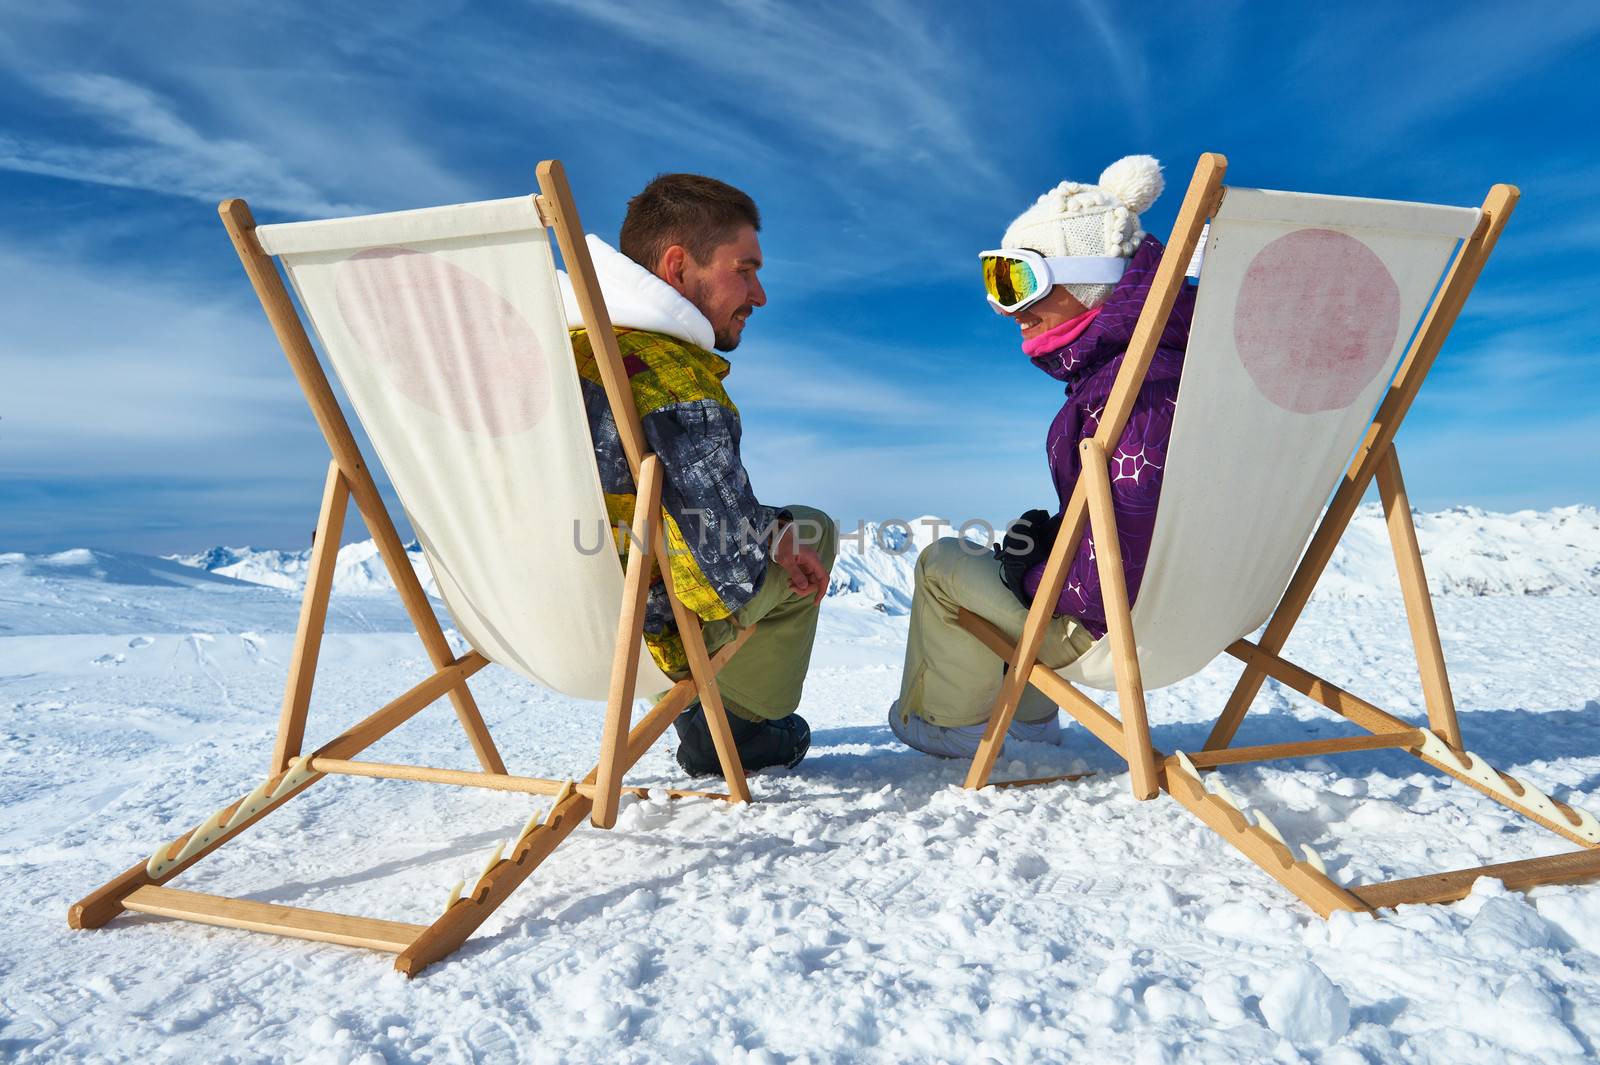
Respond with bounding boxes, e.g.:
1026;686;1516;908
889;154;1196;758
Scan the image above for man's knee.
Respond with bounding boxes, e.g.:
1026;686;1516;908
785;504;837;568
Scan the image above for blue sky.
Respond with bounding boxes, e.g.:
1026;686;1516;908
2;1;1598;554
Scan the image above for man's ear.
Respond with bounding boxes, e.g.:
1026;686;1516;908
656;245;690;295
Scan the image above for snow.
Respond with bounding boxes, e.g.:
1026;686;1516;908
5;508;1600;1062
1258;962;1350;1047
1319;504;1600;598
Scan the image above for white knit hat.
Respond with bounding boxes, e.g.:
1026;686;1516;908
1001;154;1165;308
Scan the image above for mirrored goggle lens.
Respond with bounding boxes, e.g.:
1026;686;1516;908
981;255;1041;310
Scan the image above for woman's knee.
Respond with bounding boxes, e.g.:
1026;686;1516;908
916;535;982;585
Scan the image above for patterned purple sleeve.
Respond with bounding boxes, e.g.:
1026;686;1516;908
1026;378;1179;639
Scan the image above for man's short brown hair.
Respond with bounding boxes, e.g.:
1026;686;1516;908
619;173;761;273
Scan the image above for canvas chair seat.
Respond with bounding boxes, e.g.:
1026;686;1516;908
1058;190;1479;691
255;198;672;700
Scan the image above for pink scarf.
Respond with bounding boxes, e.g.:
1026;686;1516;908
1021;305;1102;358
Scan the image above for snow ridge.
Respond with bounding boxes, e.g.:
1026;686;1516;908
147;504;1600;611
166;539;439;597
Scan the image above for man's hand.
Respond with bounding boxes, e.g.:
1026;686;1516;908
772;522;830;606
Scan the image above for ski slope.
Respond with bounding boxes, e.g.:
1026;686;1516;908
4;509;1600;1063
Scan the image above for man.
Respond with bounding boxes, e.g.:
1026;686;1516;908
561;173;836;777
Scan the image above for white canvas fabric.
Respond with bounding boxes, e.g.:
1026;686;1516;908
255;198;672;700
1058;189;1480;690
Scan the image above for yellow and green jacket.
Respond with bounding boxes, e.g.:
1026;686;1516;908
570;326;780;675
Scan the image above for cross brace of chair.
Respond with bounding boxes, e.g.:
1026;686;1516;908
69;626;754;977
957;607;1600;915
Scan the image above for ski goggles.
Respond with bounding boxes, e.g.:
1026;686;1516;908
979;248;1128;313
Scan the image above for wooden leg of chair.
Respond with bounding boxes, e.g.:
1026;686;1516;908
651;523;752;803
1081;441;1158;800
964;488;1089;791
1163;761;1370;918
593;457;664;829
1349;850;1600;909
397;775;590;977
395;655;724;976
443;688;506;775
963;674;1026;791
1376;444;1463;749
345;480;507;776
958;609;1130;757
1209;659;1263;753
272;461;349;775
676;613;751;801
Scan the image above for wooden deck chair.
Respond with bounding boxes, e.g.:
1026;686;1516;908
68;160;759;976
958;153;1600;915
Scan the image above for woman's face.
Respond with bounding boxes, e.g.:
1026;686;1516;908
999;284;1090;342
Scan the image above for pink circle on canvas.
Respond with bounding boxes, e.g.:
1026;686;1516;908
1232;228;1401;413
333;247;550;436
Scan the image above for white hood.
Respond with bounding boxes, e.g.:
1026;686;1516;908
557;235;715;351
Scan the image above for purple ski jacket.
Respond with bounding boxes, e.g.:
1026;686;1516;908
1021;235;1195;638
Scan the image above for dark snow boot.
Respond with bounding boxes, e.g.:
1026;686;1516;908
734;711;811;774
673;703;811;778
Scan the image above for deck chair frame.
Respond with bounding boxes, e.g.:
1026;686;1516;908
68;160;757;976
958;153;1600;915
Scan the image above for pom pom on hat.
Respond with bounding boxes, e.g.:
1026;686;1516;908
1000;154;1166;308
1098;154;1164;214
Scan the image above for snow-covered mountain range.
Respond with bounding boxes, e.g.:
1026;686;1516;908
7;504;1597;615
161;504;1600;610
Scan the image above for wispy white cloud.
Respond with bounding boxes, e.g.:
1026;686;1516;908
732;328;1061;526
731;330;979;426
0;243;322;479
1456;272;1598;323
539;0;1004;192
0;73;366;216
519;0;1024;287
1424;330;1585;411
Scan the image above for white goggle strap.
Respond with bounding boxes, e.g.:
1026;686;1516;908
1038;255;1128;285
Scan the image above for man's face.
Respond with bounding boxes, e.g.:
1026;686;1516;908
666;225;766;351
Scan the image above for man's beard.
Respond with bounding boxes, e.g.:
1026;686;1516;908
713;321;744;351
713;305;754;351
687;277;748;351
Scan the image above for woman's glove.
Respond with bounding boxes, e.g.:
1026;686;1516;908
994;508;1062;607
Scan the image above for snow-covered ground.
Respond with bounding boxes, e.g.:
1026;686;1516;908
4;509;1600;1063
